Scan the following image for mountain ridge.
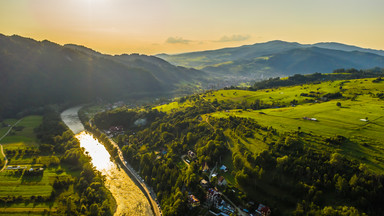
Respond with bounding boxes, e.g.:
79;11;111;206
0;34;206;118
156;40;384;78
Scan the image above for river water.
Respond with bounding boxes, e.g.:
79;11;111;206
61;106;153;216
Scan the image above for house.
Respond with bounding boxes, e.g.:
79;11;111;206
220;165;228;172
207;188;221;207
218;176;227;186
303;117;317;121
255;204;271;216
200;179;209;188
188;194;200;207
188;150;196;159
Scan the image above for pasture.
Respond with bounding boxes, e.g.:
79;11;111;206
1;116;42;149
207;79;384;173
155;77;384;173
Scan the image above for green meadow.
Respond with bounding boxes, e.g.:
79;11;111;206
0;168;68;198
0;115;75;215
155;100;195;113
156;77;384;173
1;116;42;148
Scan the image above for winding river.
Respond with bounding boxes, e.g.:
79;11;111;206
61;106;153;216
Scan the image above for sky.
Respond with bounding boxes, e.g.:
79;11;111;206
0;0;383;55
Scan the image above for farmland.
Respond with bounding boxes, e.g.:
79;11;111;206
0;115;74;215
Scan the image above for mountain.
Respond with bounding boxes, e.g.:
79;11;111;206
313;42;384;56
204;46;384;77
0;34;206;118
157;41;384;79
156;40;306;69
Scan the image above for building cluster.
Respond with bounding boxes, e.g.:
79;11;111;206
184;150;271;216
105;125;124;137
206;188;235;215
6;165;26;170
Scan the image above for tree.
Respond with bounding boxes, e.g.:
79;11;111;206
89;203;100;216
335;176;348;194
336;102;341;107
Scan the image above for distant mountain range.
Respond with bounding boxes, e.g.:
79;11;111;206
0;34;206;117
2;34;384;118
157;40;384;79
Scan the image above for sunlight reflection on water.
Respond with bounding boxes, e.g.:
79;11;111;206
75;132;153;216
76;132;114;172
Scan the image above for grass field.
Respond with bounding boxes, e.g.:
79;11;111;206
207;79;384;173
210;95;384;142
0;168;68;197
155;100;195;113
155;78;384;173
157;78;383;111
0;115;75;215
1;116;42;146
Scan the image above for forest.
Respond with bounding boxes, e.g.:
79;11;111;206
89;70;384;215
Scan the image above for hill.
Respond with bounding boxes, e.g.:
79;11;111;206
156;40;306;70
313;42;384;56
157;41;384;79
0;34;207;118
89;71;384;215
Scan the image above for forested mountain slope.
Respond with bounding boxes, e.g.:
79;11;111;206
0;34;206;118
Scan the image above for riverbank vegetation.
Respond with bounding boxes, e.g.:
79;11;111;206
90;70;384;215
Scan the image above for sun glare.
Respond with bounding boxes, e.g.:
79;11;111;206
76;132;114;172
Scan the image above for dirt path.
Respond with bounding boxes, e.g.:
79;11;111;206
0;119;23;172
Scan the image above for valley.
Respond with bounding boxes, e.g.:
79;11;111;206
2;1;384;215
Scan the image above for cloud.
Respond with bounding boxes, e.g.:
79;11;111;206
217;34;251;42
165;37;191;44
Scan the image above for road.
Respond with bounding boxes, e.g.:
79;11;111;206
0;119;23;172
181;154;190;167
220;192;248;216
202;116;247;216
108;137;162;216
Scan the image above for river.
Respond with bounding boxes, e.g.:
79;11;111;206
61;106;153;216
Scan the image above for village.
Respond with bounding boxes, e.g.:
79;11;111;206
184;150;271;216
102;121;271;216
